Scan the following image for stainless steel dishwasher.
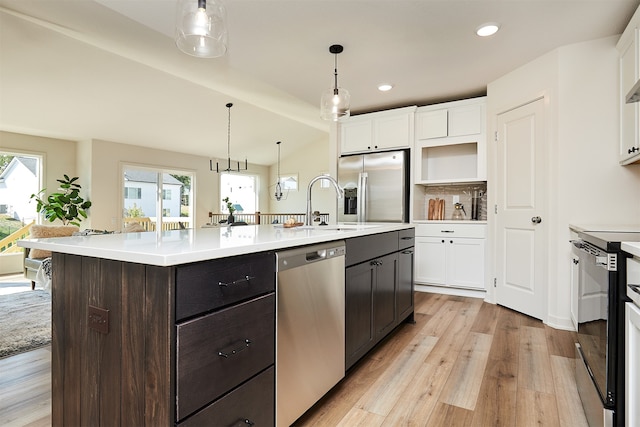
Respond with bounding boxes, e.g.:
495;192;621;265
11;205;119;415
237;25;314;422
276;241;346;427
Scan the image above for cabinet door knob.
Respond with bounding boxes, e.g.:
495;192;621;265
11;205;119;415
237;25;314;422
629;146;639;154
441;239;445;243
450;240;453;244
531;216;542;224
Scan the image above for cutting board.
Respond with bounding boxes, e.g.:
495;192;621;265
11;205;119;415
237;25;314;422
427;198;445;220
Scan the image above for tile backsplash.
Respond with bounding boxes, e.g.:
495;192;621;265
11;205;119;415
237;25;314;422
413;182;487;221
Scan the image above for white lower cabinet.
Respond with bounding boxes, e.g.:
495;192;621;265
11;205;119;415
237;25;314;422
627;301;640;427
570;253;580;331
414;223;486;290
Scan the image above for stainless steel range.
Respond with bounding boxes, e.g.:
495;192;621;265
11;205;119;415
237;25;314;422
625;254;640;427
572;231;640;427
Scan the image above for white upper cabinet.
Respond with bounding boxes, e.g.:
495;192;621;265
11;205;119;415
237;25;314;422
414;97;487;184
415;102;483;140
416;109;448;139
339;106;416;155
617;6;640;165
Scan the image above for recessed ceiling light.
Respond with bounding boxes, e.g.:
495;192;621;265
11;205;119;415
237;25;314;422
378;84;393;92
476;23;500;37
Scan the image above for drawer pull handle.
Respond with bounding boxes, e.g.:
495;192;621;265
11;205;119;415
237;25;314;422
218;339;251;358
229;419;255;427
402;250;413;255
401;236;414;240
218;275;255;287
440;230;454;233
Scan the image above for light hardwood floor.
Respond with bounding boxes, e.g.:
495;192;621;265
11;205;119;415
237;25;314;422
297;292;588;427
0;292;587;427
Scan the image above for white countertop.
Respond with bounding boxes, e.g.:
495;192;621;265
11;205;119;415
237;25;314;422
18;223;413;267
569;223;640;233
622;242;640;258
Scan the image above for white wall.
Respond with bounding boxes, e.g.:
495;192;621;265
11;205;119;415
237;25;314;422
487;36;640;329
267;136;338;222
80;139;270;230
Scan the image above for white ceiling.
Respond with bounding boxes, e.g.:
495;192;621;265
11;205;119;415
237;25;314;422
1;0;638;165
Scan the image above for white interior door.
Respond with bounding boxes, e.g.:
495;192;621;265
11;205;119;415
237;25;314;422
495;98;547;320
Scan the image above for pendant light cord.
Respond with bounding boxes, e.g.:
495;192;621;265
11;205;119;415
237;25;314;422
333;54;339;95
227;103;232;161
277;141;281;183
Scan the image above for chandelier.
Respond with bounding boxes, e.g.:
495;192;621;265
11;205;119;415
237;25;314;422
211;103;248;173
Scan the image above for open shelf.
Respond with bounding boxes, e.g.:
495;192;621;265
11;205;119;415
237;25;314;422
418;142;478;182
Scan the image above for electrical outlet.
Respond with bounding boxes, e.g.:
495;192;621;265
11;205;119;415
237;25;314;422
452;195;460;204
88;305;109;334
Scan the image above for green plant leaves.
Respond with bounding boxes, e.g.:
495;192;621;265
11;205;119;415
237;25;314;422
30;175;91;226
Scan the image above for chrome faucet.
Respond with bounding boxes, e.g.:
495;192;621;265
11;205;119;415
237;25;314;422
306;175;343;226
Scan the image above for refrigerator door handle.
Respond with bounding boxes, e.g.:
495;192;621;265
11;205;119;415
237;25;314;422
358;172;368;222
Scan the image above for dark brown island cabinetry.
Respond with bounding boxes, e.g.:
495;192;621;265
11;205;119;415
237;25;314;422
47;227;414;426
50;251;275;427
345;229;415;370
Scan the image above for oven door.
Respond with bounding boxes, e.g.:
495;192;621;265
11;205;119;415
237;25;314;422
573;240;616;407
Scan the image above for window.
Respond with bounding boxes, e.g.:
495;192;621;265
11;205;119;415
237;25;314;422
220;173;257;213
0;152;42;275
123;165;194;230
280;174;298;191
124;187;142;199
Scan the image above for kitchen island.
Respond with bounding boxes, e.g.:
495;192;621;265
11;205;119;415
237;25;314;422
18;223;414;427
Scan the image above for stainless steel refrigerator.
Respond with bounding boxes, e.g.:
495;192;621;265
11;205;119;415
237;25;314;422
338;150;409;223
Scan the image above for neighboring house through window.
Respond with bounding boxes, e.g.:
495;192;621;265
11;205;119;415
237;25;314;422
220;173;258;214
0;152;42;275
124;187;142;199
123;165;193;230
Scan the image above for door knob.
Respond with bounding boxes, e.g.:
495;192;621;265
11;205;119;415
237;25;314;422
531;216;542;224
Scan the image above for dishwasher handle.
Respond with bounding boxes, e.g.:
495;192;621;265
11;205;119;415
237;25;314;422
306;249;327;262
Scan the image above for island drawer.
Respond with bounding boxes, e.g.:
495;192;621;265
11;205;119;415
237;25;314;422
398;228;415;250
175;251;276;321
345;231;398;266
176;293;275;421
178;366;274;427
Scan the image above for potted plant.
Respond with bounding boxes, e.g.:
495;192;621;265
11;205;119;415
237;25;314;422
30;174;92;227
222;197;235;224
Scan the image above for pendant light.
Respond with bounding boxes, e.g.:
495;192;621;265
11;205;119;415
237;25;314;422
320;44;350;121
211;103;248;173
274;141;283;201
175;0;228;58
270;141;289;201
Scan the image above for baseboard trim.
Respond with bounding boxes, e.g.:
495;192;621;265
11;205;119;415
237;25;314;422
546;314;576;331
415;284;486;299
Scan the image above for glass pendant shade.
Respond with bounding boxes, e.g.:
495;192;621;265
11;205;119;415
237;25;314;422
175;0;228;58
321;86;351;121
320;44;350;121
